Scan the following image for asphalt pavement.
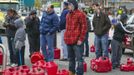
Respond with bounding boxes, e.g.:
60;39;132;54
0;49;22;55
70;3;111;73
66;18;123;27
1;33;134;75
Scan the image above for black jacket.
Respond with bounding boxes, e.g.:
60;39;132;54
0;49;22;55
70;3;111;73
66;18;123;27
93;12;111;36
25;16;40;36
3;15;20;37
113;22;133;42
87;17;91;32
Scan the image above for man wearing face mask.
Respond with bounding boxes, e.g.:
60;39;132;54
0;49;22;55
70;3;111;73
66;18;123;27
40;5;59;62
64;0;87;75
25;10;40;57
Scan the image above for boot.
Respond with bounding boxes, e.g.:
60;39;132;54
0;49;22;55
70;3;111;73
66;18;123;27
69;71;75;75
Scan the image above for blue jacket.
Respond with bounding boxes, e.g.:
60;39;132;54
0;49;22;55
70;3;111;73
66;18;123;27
40;11;59;35
59;9;69;30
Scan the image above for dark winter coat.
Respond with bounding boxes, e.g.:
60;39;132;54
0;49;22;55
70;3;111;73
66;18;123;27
40;11;59;35
93;12;111;36
25;16;40;36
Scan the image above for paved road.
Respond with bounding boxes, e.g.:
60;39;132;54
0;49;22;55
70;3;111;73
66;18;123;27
1;33;134;75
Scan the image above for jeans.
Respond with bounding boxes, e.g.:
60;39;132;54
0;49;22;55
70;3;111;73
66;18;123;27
67;44;84;75
83;32;89;56
111;39;122;67
28;35;40;55
95;34;109;58
7;36;16;63
16;46;25;66
40;34;54;62
61;30;68;59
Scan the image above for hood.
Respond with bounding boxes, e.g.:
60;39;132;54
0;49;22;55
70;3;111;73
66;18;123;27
14;18;24;28
68;0;78;10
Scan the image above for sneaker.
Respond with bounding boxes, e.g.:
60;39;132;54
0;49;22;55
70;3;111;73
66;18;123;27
10;63;17;67
84;55;89;57
60;58;68;61
7;62;11;66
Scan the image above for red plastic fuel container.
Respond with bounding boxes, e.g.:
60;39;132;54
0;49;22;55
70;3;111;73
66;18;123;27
45;61;58;75
54;48;61;59
83;62;87;72
29;67;45;75
57;69;69;75
32;60;46;69
0;49;3;65
90;45;95;52
31;52;44;64
90;57;112;72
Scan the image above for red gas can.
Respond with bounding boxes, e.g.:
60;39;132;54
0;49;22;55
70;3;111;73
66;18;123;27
0;50;3;65
90;57;112;72
90;58;96;71
28;67;45;75
120;64;130;71
120;58;134;71
90;45;95;52
83;62;87;72
3;67;18;75
32;60;46;69
17;70;28;75
31;52;44;64
57;69;69;75
127;58;133;65
54;48;61;59
19;65;30;73
124;35;131;46
45;61;58;75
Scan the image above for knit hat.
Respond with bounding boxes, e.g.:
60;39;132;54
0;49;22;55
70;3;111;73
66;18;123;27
68;0;78;10
120;13;128;21
29;10;37;15
64;2;69;6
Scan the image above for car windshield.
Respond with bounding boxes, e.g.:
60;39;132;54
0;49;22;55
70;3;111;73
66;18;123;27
0;4;18;12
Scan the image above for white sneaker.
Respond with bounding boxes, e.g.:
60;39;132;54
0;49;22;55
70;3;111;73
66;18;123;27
10;63;17;67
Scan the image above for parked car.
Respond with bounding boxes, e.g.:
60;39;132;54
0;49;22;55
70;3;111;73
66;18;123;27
122;14;134;57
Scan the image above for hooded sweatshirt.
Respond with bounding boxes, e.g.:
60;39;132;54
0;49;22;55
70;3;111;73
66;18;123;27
14;18;26;49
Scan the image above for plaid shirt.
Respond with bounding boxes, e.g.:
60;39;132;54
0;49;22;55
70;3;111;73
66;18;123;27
64;10;87;45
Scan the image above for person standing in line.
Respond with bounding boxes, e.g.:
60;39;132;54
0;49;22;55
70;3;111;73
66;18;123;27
111;14;134;69
64;0;87;75
40;5;59;62
3;9;20;66
92;3;111;58
59;2;69;61
25;10;40;57
14;18;26;66
82;10;91;57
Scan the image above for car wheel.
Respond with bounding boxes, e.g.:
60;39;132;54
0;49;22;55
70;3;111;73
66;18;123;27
122;48;125;54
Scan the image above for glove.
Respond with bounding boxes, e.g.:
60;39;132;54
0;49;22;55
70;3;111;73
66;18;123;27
3;22;9;27
15;41;24;50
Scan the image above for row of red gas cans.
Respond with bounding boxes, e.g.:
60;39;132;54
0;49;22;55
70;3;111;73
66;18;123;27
3;61;69;75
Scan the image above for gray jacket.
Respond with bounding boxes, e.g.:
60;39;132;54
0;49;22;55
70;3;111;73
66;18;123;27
14;18;26;50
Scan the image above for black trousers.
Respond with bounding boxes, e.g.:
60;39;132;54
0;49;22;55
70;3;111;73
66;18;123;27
7;36;16;63
28;35;40;55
